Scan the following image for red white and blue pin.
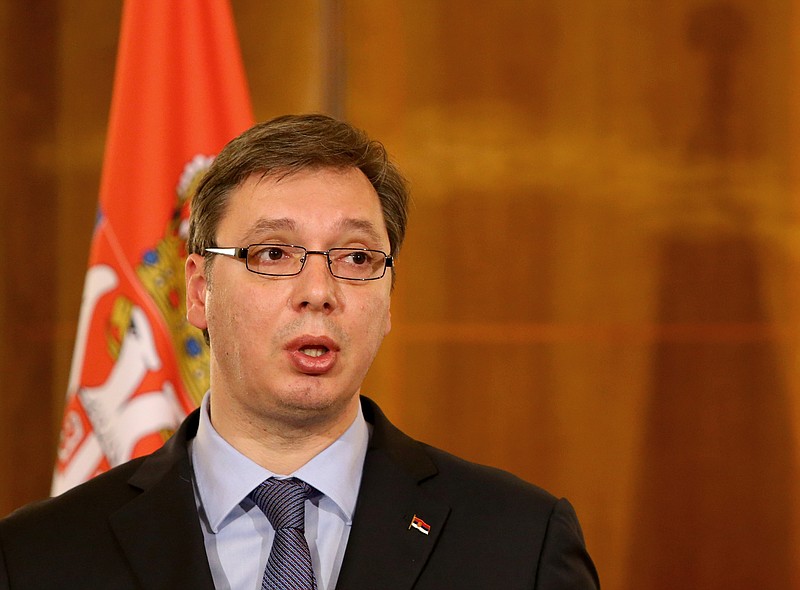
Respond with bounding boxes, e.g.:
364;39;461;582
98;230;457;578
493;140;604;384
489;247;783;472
409;514;431;535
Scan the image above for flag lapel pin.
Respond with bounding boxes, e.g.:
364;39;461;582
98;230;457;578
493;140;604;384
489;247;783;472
409;514;431;535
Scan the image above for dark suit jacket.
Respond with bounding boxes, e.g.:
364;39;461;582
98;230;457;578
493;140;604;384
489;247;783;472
0;397;599;589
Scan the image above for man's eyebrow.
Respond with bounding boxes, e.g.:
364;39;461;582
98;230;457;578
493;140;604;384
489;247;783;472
336;218;385;244
242;218;297;241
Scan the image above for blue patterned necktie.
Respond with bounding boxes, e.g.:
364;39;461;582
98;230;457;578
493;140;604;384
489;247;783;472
249;477;318;590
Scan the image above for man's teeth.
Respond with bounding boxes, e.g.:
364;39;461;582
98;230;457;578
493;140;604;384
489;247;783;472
301;347;327;357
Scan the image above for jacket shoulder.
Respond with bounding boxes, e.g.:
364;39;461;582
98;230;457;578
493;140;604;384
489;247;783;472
0;412;202;589
362;396;558;509
1;408;198;539
356;397;599;588
2;456;146;530
421;441;558;506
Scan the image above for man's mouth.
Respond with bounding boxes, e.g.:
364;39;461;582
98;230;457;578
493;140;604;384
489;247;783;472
300;346;329;358
285;336;339;375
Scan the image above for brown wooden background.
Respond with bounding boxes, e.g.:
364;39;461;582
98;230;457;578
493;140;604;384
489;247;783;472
2;1;799;588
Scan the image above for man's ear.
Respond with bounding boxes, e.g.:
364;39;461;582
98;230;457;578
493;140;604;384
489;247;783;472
185;253;208;330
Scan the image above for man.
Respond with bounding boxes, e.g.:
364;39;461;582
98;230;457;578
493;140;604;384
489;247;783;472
0;115;599;589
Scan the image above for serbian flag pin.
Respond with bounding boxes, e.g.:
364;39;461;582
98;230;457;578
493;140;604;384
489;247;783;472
409;514;431;535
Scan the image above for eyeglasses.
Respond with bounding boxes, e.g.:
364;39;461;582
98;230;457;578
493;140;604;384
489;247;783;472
204;243;394;281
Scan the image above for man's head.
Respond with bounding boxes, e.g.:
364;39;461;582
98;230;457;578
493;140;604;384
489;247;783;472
188;114;409;263
184;115;409;439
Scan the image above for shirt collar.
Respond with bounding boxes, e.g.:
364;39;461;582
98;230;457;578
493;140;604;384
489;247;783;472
191;392;369;533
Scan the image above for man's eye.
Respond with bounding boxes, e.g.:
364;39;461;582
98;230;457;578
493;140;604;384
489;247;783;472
348;251;368;265
266;247;284;261
251;245;289;263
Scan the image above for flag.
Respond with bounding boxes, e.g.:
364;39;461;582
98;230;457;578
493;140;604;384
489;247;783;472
52;0;254;495
409;515;431;535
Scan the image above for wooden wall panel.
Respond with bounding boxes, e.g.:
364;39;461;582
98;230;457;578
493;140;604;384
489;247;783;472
2;1;799;588
348;1;798;588
234;1;325;120
0;1;62;516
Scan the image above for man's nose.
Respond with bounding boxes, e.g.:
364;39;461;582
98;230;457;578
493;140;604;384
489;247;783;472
292;252;339;312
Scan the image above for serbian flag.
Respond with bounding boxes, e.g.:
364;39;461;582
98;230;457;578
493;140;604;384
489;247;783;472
52;0;253;495
410;515;431;535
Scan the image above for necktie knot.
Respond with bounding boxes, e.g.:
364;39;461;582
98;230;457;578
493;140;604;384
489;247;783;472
250;477;313;532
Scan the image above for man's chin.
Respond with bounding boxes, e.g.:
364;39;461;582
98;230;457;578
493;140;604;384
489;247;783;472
274;390;359;428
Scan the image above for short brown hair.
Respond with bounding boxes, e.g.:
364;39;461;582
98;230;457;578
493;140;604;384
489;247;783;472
187;114;409;261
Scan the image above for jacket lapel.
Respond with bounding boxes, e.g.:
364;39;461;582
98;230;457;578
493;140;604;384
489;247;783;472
109;410;216;590
335;399;451;590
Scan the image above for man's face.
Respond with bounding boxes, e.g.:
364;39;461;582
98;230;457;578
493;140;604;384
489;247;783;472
185;167;392;433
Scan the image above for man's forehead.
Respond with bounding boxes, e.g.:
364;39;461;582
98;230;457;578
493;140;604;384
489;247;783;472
229;167;377;202
242;216;383;237
219;168;389;242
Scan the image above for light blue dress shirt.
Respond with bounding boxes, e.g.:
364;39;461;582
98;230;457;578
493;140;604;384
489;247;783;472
189;393;369;590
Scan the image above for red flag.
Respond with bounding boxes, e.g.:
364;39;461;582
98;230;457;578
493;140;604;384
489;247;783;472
52;0;253;495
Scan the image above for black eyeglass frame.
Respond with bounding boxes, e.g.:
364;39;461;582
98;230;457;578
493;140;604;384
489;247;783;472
204;243;394;281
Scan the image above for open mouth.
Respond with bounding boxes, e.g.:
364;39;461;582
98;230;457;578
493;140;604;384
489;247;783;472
300;346;329;358
286;336;339;375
